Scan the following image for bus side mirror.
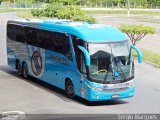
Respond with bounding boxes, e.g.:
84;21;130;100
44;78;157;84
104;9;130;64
78;46;90;67
131;45;143;63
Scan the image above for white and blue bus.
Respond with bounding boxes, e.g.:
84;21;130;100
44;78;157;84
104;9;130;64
7;19;142;101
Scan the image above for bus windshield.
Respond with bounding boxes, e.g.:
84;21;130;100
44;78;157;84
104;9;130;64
88;41;134;82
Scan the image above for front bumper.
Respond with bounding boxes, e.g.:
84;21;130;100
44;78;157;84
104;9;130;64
86;86;135;101
81;79;135;101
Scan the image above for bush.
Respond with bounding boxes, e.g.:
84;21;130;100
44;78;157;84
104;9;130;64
31;4;96;22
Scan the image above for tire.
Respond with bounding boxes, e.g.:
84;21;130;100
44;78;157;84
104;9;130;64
22;63;28;79
65;80;75;98
17;62;22;76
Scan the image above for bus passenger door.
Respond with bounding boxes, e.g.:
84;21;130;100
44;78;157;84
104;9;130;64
75;50;88;97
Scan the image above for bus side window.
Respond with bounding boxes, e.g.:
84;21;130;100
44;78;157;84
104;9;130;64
26;27;37;46
58;33;72;61
71;35;86;75
37;29;51;49
7;24;16;41
16;25;25;43
7;24;25;43
80;52;87;75
37;29;59;52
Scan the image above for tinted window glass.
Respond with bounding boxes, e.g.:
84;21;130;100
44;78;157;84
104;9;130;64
26;27;37;46
58;33;72;60
7;24;16;41
7;24;25;43
16;25;25;43
37;29;72;60
72;35;86;73
37;29;57;51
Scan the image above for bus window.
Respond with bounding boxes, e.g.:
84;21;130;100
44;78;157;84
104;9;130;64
7;24;25;43
37;29;72;60
58;33;72;61
16;25;25;43
71;35;86;75
37;29;56;51
7;24;16;41
80;52;87;75
26;27;37;46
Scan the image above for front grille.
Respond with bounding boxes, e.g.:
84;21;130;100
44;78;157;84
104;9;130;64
102;87;130;92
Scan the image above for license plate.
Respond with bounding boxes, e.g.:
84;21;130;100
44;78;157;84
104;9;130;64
112;94;119;99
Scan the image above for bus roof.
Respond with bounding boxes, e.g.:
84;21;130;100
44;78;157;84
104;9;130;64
8;19;128;43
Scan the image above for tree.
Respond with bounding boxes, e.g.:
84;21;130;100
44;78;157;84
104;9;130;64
119;25;155;45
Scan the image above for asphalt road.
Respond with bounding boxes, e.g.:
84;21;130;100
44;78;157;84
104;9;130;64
0;13;160;114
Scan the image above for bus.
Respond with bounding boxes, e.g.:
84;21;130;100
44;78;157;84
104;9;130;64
7;19;142;101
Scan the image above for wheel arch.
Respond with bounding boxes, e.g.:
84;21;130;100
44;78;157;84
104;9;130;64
65;77;75;92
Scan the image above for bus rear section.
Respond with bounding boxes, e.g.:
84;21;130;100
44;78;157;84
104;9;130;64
7;20;76;93
7;20;142;101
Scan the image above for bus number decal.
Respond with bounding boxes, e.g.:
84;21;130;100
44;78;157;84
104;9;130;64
31;51;42;76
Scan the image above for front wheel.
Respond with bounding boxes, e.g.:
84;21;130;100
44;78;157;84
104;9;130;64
65;80;75;98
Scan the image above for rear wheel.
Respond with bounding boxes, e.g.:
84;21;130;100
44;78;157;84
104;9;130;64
65;80;75;98
17;62;22;76
22;63;28;79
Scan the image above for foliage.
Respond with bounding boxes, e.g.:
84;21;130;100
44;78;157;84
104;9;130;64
86;10;160;15
16;10;34;18
1;0;160;8
119;25;155;45
31;4;96;22
0;9;31;13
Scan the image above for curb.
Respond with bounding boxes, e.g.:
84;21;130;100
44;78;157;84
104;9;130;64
135;57;160;68
143;60;160;68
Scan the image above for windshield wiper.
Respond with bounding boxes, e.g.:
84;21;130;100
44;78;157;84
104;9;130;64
116;60;127;81
110;44;127;81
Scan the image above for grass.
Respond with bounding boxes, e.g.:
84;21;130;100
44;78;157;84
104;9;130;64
133;49;160;66
85;10;160;15
16;10;35;19
12;9;160;19
1;8;160;15
0;9;31;13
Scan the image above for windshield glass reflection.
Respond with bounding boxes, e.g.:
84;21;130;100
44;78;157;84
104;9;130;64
88;41;134;82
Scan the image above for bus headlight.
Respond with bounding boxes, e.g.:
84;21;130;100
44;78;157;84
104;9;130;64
85;82;104;92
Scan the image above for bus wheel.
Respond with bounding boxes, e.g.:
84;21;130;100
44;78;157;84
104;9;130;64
17;62;22;76
65;80;75;98
22;63;28;79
